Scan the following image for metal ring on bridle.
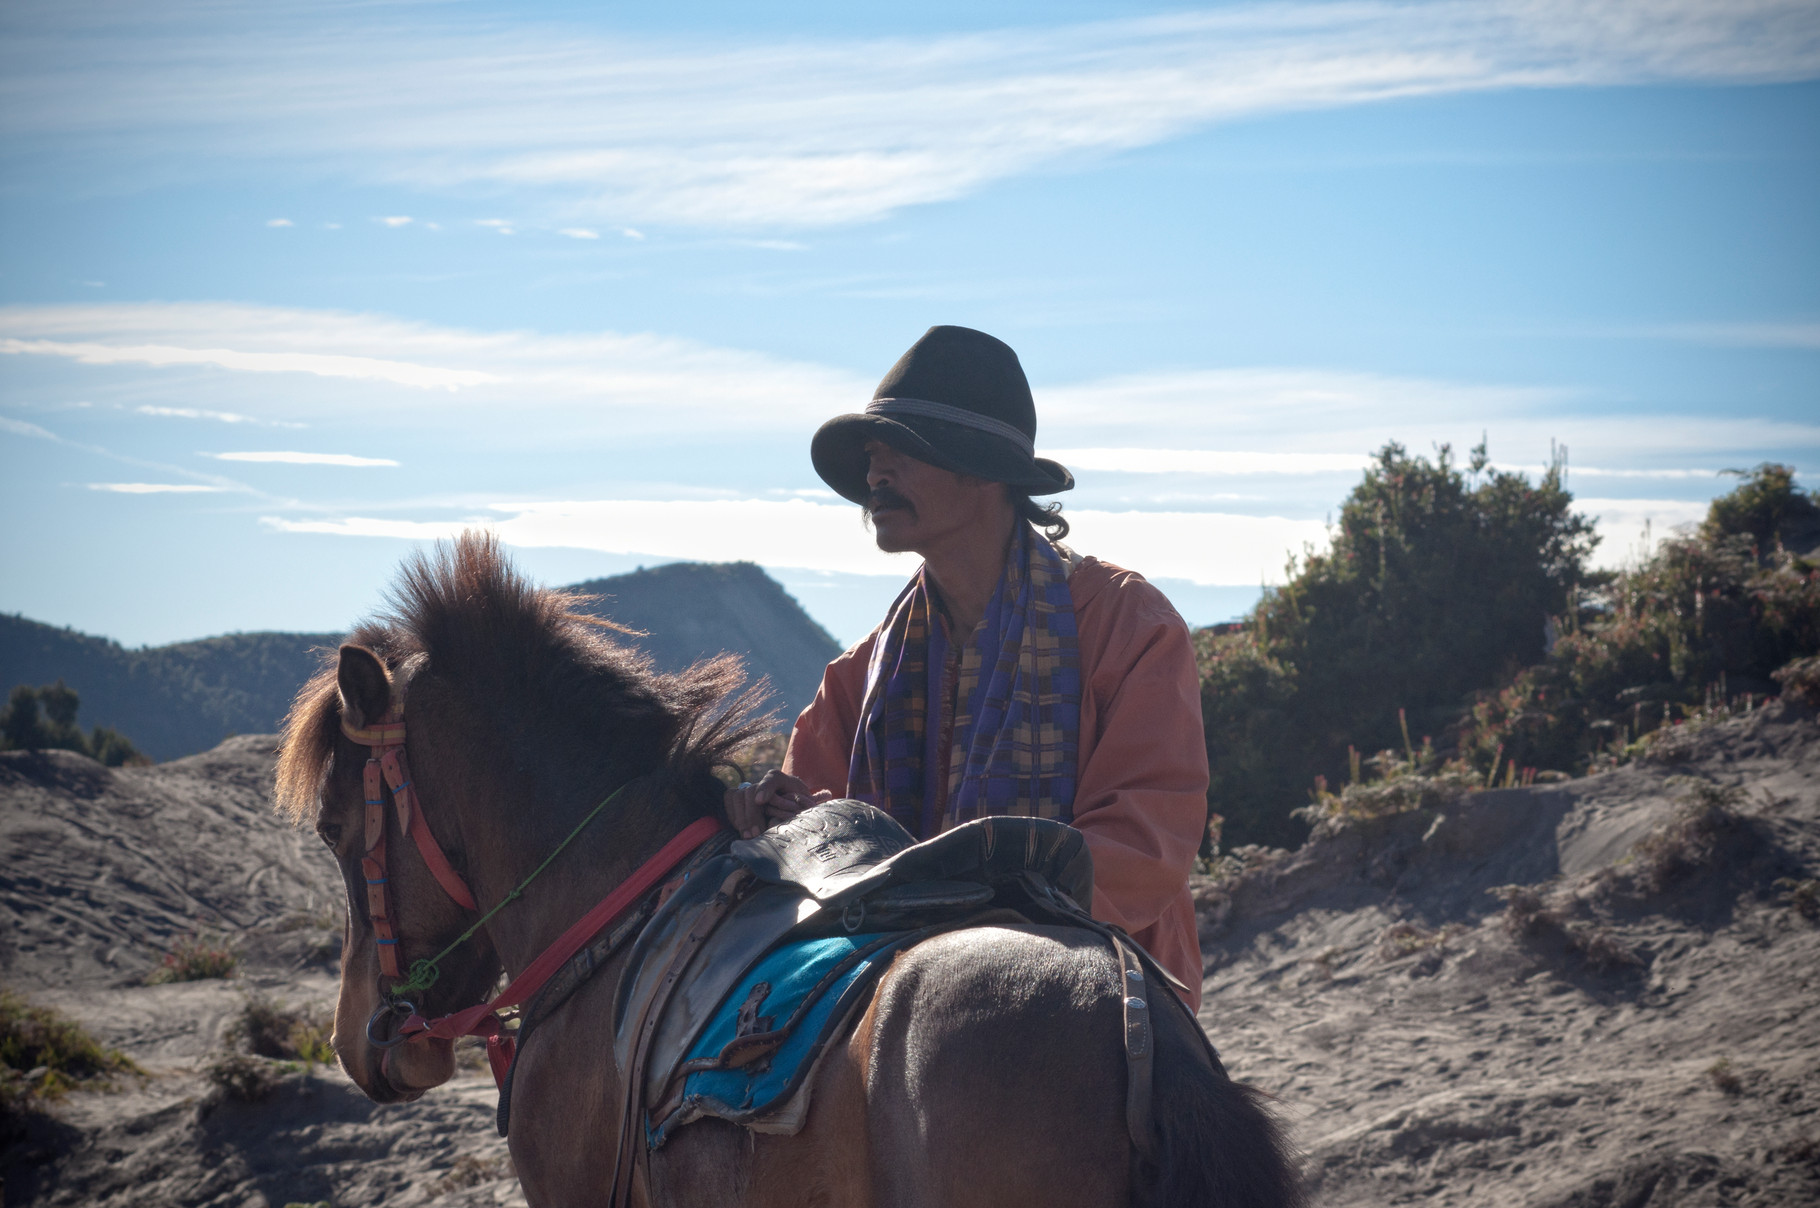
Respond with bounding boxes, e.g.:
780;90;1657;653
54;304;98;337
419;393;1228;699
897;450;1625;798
841;898;867;933
366;999;418;1049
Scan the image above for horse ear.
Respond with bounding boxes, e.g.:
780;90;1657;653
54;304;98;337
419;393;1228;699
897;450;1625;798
337;644;391;731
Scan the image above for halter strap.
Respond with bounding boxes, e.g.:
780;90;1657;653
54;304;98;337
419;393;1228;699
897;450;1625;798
342;710;478;914
397;814;726;1088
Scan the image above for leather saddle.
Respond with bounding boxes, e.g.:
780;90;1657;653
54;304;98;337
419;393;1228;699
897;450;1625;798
504;800;1209;1204
730;797;1096;923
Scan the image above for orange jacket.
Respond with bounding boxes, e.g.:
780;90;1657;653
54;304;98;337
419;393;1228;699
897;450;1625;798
783;556;1207;1009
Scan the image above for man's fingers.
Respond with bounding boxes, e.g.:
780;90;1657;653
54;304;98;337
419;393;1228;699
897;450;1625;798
726;781;766;839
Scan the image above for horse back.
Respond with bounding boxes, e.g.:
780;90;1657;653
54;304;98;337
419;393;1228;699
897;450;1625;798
854;923;1134;1208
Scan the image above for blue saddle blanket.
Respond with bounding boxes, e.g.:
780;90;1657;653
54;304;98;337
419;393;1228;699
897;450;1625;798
647;932;899;1147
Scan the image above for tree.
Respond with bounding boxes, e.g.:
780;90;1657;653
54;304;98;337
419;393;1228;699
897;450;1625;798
1201;441;1598;848
0;681;147;766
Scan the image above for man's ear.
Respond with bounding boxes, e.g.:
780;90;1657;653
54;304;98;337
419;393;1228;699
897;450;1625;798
336;644;391;731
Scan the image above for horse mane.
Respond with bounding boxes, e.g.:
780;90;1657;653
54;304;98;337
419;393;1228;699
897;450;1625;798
276;531;772;824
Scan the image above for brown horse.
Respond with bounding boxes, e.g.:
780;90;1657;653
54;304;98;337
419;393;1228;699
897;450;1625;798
277;533;1300;1208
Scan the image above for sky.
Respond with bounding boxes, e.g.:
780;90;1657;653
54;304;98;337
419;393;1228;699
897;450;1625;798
2;0;1816;649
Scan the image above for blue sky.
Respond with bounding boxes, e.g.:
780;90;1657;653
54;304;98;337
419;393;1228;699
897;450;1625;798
2;0;1816;648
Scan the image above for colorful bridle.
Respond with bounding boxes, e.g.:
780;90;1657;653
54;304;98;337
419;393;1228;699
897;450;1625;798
337;675;724;1088
341;698;477;980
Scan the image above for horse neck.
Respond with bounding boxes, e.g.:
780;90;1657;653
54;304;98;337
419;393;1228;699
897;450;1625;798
430;718;707;980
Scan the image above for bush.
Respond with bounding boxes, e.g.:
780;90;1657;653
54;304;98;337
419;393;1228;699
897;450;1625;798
1199;440;1595;848
1463;465;1819;773
1200;458;1819;849
1774;655;1820;708
147;931;239;983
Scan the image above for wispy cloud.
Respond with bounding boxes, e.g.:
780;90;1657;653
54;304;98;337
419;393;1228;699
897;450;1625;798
7;1;1817;227
377;216;413;227
138;404;305;427
0;302;862;429
210;451;398;466
266;217;292;227
1;415;59;440
1;330;501;390
88;482;224;493
8;302;1816;466
1642;321;1820;349
1040;368;1820;464
475;218;515;234
1053;449;1373;475
261;497;1328;585
558;228;599;240
1055;448;1736;480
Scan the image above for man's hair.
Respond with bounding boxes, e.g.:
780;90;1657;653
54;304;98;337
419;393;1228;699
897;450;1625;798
1011;490;1070;541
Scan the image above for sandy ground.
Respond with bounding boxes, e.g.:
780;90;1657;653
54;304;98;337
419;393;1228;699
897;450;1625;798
1198;702;1820;1207
3;706;1817;1206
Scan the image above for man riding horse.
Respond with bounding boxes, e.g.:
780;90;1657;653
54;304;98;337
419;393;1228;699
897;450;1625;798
727;325;1207;1008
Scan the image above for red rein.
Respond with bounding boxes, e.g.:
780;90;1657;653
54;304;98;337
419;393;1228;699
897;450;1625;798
342;706;724;1087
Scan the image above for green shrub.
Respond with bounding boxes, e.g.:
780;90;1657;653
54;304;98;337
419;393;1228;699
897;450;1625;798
1201;440;1595;847
0;989;141;1108
1464;466;1818;774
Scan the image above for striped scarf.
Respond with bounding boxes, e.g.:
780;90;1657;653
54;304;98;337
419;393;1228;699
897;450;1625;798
847;524;1081;836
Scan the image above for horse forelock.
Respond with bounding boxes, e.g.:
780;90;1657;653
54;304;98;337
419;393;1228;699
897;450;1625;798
274;530;773;828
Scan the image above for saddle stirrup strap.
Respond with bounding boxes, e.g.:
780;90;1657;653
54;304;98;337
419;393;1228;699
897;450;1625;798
609;868;751;1207
1115;936;1157;1161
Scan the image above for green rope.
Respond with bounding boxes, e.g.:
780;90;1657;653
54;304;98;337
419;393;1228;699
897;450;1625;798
389;779;635;998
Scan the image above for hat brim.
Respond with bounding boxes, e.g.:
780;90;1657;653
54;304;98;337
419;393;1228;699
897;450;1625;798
811;413;1074;505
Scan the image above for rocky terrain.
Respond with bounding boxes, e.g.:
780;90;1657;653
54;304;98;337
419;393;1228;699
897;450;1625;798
3;703;1817;1206
1197;700;1820;1207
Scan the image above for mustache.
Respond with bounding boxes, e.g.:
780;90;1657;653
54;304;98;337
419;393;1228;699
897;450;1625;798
866;487;914;516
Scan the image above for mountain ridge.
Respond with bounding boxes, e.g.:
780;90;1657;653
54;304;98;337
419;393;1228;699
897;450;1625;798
0;561;839;762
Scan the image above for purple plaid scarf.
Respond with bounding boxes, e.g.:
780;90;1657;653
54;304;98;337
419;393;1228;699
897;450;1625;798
847;525;1081;836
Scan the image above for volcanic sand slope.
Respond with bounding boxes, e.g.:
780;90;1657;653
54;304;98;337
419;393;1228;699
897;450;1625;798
1;738;528;1207
3;704;1817;1206
1198;701;1820;1207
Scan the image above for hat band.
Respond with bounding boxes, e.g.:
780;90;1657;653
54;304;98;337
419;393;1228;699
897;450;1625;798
865;397;1035;457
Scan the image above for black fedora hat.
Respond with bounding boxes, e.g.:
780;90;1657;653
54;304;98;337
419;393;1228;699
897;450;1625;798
811;325;1075;505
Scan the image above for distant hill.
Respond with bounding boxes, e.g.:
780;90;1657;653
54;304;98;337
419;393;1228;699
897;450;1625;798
0;562;839;762
0;617;340;762
565;561;842;728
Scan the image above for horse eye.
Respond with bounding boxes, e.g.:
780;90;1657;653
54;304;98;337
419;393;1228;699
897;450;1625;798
318;822;343;848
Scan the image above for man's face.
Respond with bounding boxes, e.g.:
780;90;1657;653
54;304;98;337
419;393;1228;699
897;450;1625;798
863;439;1001;555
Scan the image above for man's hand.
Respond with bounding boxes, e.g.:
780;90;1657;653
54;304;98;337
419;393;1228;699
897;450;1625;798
724;770;833;839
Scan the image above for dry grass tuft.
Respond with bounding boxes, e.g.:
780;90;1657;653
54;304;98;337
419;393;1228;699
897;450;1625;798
431;1152;515;1196
235;994;333;1064
1705;1058;1744;1095
1622;780;1746;895
1376;921;1463;961
147;930;239;984
202;1051;283;1102
1491;885;1641;972
1776;877;1820;921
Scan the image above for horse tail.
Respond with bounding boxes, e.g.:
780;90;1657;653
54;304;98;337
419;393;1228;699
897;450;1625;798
1133;990;1304;1208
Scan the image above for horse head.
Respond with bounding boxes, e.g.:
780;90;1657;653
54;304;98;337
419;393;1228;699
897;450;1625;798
307;643;504;1101
276;532;766;1107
